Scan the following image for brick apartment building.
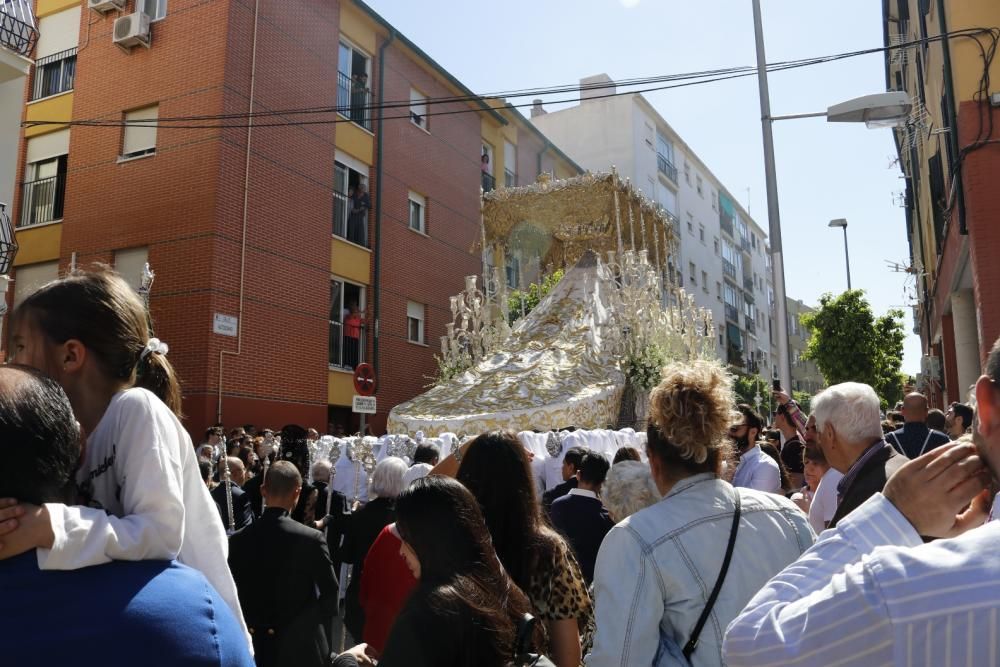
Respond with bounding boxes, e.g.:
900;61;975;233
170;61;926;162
884;1;1000;406
11;0;580;435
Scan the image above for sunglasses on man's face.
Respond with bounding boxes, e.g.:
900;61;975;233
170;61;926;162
729;424;747;434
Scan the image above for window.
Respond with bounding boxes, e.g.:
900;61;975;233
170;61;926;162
713;237;719;255
31;49;76;101
711;189;718;212
716;282;722;300
410;88;428;130
122;105;158;160
686;221;693;234
333;155;370;246
114;247;149;293
12;262;59;313
20;154;67;227
408;191;426;234
506;255;520;289
698;224;705;243
701;270;708;292
696;175;704;197
684;161;691;185
655;133;677;181
330;280;366;369
138;0;167;20
503;140;517;187
337;40;372;131
407;301;425;344
688;262;696;284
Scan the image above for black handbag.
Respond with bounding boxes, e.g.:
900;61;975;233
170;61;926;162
512;613;557;667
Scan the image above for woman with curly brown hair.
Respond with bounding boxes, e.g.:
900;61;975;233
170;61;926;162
587;360;815;667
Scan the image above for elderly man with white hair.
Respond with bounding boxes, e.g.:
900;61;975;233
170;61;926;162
810;382;908;527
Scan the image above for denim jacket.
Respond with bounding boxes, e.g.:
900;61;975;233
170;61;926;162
585;474;814;667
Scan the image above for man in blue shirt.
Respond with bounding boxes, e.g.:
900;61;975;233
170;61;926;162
887;392;951;459
0;365;253;667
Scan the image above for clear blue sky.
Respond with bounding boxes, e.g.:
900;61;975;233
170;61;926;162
370;0;922;374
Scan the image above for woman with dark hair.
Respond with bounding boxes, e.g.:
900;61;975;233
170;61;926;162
587;360;814;667
612;446;641;464
758;442;792;495
435;432;592;667
336;475;538;667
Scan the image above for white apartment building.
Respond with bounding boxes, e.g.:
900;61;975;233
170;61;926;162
531;74;779;379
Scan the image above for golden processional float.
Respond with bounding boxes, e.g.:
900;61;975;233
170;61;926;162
386;169;716;436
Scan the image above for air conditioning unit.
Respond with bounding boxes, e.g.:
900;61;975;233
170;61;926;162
89;0;126;13
113;12;151;51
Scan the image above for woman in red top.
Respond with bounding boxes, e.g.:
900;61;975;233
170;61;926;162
359;524;417;653
343;303;364;369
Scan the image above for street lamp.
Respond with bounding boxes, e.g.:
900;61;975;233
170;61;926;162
828;218;851;290
751;0;911;392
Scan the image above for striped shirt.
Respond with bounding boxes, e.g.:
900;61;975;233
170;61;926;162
723;492;1000;667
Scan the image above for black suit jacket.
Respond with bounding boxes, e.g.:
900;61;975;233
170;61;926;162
338;497;395;641
830;445;908;527
243;474;264;520
313;481;350;553
228;508;339;667
542;477;578;516
548;493;614;584
210;481;253;533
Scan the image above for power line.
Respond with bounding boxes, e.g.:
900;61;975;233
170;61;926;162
22;28;996;130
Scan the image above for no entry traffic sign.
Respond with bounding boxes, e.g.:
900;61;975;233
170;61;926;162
353;363;377;396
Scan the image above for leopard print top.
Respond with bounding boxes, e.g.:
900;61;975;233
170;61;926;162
527;534;594;658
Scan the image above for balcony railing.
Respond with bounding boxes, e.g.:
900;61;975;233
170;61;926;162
332;189;369;247
336;71;373;132
1;0;38;58
504;168;516;188
745;317;756;335
740;235;752;252
725;303;739;323
19;174;65;228
329;322;366;370
656;153;678;182
722;259;736;280
481;171;495;193
31;48;76;101
743;276;754;292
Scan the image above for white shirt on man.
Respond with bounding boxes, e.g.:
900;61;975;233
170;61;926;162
807;467;844;534
731;445;782;494
724;492;1000;666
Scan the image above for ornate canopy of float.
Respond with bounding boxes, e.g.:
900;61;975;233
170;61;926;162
387;170;715;435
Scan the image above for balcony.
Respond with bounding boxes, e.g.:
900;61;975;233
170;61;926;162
740;235;752;252
745;316;756;335
743;276;754;292
720;212;734;237
725;303;739;323
722;259;736;280
329;322;366;370
504;168;516;188
332;188;368;247
19;174;65;228
481;171;495;193
31;48;76;101
336;71;373;132
656;153;678;183
0;0;37;58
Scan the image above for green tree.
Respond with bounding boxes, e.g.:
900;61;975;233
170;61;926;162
800;290;905;408
507;269;564;325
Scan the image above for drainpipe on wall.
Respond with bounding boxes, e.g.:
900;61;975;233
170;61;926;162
936;0;967;235
216;0;260;425
372;29;396;380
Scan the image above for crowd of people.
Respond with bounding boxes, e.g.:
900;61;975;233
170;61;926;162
0;266;998;666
